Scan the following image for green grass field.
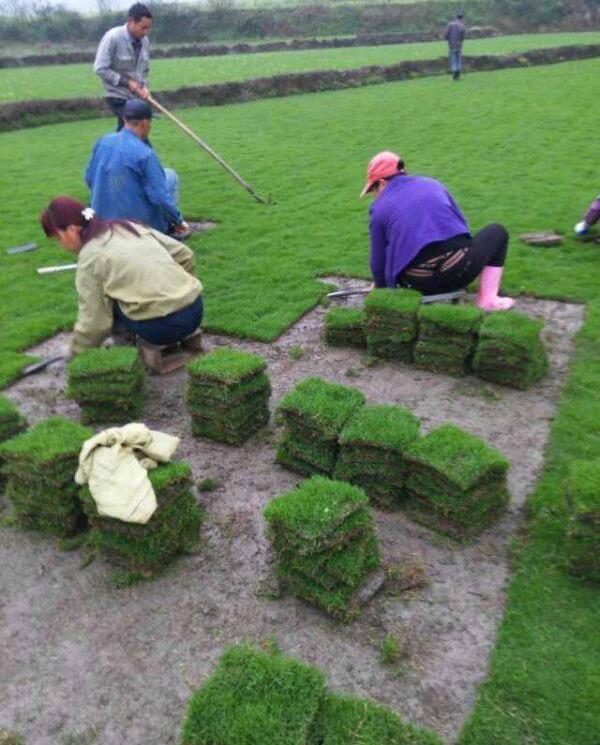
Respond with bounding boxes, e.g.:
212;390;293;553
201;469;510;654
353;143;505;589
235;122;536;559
1;57;599;743
0;32;598;103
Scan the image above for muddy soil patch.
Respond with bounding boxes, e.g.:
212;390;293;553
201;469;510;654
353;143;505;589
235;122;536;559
0;287;583;745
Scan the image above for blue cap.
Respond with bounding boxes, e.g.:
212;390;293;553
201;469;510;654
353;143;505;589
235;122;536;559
123;99;153;121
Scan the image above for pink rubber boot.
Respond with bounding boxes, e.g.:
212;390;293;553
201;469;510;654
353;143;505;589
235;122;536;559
476;266;515;311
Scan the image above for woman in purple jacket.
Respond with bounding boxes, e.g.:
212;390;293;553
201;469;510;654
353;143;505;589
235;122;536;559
361;151;514;311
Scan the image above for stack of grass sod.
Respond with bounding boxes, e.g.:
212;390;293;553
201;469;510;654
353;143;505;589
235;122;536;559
334;404;421;510
0;395;27;491
0;417;92;537
564;460;600;583
275;378;365;476
414;303;484;375
404;423;509;540
67;347;144;424
472;311;549;389
264;475;380;622
180;643;325;745
324;307;366;348
363;288;421;362
309;691;444;745
187;347;270;445
80;461;203;577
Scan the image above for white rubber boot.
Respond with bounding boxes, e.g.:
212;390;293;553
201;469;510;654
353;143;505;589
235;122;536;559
476;266;515;311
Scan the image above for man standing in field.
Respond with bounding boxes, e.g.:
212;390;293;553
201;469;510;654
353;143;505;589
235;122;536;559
445;12;465;81
94;3;153;130
85;99;190;239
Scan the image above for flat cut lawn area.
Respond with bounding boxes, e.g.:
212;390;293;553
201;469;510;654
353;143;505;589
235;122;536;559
0;32;598;103
0;58;599;744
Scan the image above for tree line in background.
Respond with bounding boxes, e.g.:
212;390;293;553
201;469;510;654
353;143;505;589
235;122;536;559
0;0;597;45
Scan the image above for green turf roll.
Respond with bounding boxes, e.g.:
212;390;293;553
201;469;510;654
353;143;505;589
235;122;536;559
0;417;92;537
324;308;366;348
404;423;509;538
81;462;203;574
310;691;445;745
180;644;325;745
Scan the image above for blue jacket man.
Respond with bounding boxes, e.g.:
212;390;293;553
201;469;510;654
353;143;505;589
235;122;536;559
85;99;189;237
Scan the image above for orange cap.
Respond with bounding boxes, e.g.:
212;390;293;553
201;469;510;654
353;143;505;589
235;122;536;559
359;151;404;198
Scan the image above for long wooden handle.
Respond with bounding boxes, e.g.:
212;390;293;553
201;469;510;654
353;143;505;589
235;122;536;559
147;95;269;205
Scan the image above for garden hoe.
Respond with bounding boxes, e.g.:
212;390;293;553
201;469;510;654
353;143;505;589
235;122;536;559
147;95;272;206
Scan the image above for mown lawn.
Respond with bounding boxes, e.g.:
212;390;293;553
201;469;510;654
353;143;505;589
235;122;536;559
0;32;598;103
0;58;599;743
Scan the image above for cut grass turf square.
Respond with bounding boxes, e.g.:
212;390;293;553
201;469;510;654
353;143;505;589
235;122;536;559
81;461;203;575
264;476;380;621
67;347;144;423
364;288;421;362
404;423;509;539
0;417;92;536
472;311;549;389
276;377;365;476
335;404;421;509
309;692;444;745
187;347;270;445
324;308;366;348
0;394;27;441
565;460;600;582
415;303;484;375
180;644;325;745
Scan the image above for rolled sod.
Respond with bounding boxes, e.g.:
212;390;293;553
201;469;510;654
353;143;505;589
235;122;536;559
180;644;325;745
472;311;549;389
415;303;484;375
276;377;365;476
67;347;144;424
309;692;445;745
324;307;366;348
404;423;509;539
81;461;203;575
335;404;421;509
0;417;92;537
187;347;270;445
364;288;421;362
565;460;600;582
264;476;380;621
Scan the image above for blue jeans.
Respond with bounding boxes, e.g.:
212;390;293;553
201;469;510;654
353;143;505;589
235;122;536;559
114;296;203;346
165;168;180;207
450;49;462;73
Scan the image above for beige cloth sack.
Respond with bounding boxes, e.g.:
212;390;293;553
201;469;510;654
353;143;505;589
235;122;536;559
75;423;180;524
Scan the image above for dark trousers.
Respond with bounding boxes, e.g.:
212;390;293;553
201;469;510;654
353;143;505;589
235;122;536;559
106;97;126;131
397;223;509;295
114;296;203;346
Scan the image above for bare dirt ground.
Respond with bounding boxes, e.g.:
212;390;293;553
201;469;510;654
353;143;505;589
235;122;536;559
0;282;584;745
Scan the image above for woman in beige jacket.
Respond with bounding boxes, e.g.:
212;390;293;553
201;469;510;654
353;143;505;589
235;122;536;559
40;196;203;357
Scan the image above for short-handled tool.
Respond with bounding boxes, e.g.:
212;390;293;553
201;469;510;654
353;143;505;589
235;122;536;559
147;94;271;206
20;355;64;378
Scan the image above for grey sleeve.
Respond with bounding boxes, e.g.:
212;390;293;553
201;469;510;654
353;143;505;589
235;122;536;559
94;33;121;88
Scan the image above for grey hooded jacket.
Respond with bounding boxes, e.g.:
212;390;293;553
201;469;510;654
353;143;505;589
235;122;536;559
94;24;149;100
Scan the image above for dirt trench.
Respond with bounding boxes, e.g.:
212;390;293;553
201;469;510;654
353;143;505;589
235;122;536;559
0;284;583;745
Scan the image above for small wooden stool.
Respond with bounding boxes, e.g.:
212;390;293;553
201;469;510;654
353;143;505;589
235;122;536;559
137;329;203;374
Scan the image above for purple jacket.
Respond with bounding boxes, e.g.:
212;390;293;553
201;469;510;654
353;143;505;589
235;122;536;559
584;195;600;226
369;175;470;288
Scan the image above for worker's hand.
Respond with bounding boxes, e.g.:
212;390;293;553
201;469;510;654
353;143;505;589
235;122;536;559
574;221;589;237
138;86;150;101
127;80;149;100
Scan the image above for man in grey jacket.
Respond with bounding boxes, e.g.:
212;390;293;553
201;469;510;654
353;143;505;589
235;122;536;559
94;3;153;130
445;12;466;81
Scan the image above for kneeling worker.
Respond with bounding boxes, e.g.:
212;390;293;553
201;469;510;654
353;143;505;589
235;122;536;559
85;99;190;239
361;151;514;311
40;196;203;357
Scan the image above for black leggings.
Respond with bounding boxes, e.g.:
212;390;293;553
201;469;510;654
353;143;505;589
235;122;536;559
397;223;509;295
